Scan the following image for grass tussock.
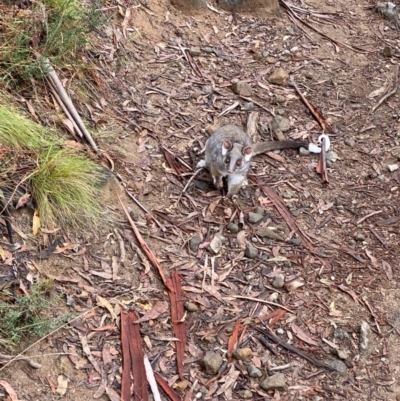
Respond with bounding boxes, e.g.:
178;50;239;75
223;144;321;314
0;105;105;229
0;0;104;84
0;279;70;348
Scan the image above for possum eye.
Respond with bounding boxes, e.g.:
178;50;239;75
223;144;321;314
224;157;230;164
236;160;242;167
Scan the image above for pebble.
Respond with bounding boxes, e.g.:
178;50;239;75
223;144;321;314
245;244;258;259
299;147;310;156
207;233;225;254
226;222;239;233
260;373;286;391
383;46;395;57
174;380;189;393
248;212;264;223
233;347;253;361
287;238;302;246
360;321;372;355
272;115;291;132
265;56;277;64
129;210;139;221
268;68;289;85
251;237;258;243
326;151;338;163
247;364;263;378
189;233;203;252
256;227;283;241
276;108;285;116
354;233;365;241
237;390;253;399
282;191;293;199
232;81;252;97
326;358;347;375
195;180;211;191
184;302;198;312
388;164;399;172
272;274;285;289
203;351;223;375
201;85;212;94
254;206;265;215
189;46;201;56
344;137;356;147
276;328;284;335
242;102;254;111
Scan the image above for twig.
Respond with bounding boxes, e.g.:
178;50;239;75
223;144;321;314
113;228;126;265
371;65;399;113
239;96;275;116
228;295;294;313
357;210;382;225
125;189;166;232
181;168;203;194
43;59;98;152
118;196;173;292
144;354;162;401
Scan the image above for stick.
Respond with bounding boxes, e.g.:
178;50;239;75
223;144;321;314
43;59;98;152
357;210;382;225
125;189;166;232
371;65;399;113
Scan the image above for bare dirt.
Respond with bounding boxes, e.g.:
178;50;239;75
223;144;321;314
1;0;400;400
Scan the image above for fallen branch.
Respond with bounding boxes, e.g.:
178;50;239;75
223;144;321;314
43;59;98;152
119;196;173;292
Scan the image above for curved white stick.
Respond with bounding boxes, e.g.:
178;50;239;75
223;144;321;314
308;134;331;154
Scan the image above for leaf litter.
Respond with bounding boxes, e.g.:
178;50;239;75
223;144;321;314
1;0;400;400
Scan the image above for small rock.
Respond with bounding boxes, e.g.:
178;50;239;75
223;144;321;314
248;212;264;223
287;238;301;246
282;191;292;199
360;321;372;355
203;336;216;343
226;222;239;233
232;81;252;97
189;233;203;252
242;102;254;111
272;274;285;289
272;128;285;141
275;95;286;103
233;347;253;361
326;358;347;375
276;328;284;335
251;237;258;243
189;46;201;56
256;227;284;241
265;56;277;64
184;302;198;312
272;115;291;132
383;46;395;57
201;86;212;94
388;164;399;172
305;71;314;79
260;373;286;391
245;244;258;259
326;151;338;163
247;364;262;378
253;52;263;61
299;147;310;156
207;233;225;254
174;380;189;393
268;68;290;85
129;210;139;221
276;108;285;116
203;351;223;375
354;233;365;241
195;180;212;191
254;206;265;215
237;390;253;399
344;137;356;147
337;349;350;360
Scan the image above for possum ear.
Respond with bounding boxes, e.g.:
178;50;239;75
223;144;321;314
242;146;252;161
222;140;232;156
223;140;233;150
242;146;252;155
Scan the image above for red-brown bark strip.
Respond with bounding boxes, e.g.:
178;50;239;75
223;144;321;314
154;373;182;401
169;269;186;380
120;312;132;401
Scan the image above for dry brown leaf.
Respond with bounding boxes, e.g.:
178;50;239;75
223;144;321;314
0;380;19;401
382;261;393;280
134;300;169;323
291;323;319;346
15;193;31;209
236;231;246;250
97;296;117;320
32;210;40;236
56;375;68;396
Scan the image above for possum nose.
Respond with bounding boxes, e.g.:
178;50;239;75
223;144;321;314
228;169;233;173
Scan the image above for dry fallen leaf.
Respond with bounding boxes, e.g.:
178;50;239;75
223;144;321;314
0;380;19;401
97;296;117;320
291;323;319;346
32;210;40;236
134;300;169;324
15;193;31;209
56;375;69;396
